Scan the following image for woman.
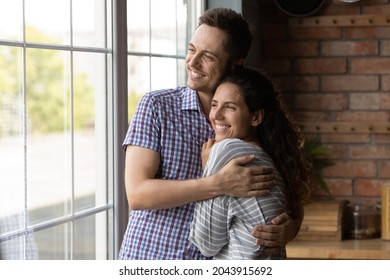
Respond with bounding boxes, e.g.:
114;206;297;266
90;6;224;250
189;66;311;259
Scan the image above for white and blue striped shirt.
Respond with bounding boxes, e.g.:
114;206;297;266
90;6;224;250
189;138;287;259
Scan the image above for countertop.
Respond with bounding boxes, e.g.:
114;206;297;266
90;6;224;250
286;238;390;259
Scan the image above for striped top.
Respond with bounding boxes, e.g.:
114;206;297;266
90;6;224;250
118;86;214;260
189;138;287;259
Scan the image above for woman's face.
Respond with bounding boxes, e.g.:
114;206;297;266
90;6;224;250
210;82;261;143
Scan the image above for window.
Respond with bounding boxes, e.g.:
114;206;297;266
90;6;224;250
0;0;113;260
127;0;203;120
0;0;201;260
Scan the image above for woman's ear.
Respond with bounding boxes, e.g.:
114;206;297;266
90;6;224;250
251;110;264;127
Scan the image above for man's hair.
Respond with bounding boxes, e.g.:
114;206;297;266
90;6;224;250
198;7;254;65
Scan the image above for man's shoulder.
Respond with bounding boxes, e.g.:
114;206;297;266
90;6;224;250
144;86;190;99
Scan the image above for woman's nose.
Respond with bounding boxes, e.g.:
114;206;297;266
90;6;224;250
212;107;224;120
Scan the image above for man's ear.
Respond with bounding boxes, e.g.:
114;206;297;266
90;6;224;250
251;110;264;127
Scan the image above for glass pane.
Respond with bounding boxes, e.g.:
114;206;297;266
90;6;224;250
73;0;107;48
73;52;107;212
0;0;23;41
128;55;150;121
151;57;177;91
25;48;72;225
177;0;188;56
0;46;24;234
177;58;186;86
127;0;150;52
0;230;39;260
151;0;177;55
34;223;70;260
25;0;70;45
73;211;107;259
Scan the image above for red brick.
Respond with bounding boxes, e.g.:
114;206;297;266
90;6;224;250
376;134;390;144
295;111;330;122
278;75;320;92
289;27;342;40
363;4;390;14
261;58;291;74
351;58;390;74
355;179;382;196
380;161;390;178
260;23;287;40
345;27;390;39
294;58;347;74
326;179;354;196
349;145;390;159
383;75;390;90
263;42;318;57
350;93;390;110
321;41;378;56
295;93;348;110
381;40;390;55
323;160;377;178
321;133;370;144
334;111;389;122
322;75;379;91
322;4;361;16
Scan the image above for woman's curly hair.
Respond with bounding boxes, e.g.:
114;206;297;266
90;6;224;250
219;66;312;218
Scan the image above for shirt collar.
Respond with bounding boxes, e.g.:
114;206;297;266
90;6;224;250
181;87;202;111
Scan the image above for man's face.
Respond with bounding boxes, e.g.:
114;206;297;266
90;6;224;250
185;24;230;95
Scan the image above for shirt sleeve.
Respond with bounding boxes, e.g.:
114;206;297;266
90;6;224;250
189;196;230;257
189;139;241;257
122;93;160;152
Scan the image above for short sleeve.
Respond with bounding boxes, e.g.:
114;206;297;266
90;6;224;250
122;93;160;152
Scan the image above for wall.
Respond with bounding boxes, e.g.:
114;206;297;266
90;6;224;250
258;0;390;205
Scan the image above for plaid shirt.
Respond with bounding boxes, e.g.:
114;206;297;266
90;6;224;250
118;86;214;260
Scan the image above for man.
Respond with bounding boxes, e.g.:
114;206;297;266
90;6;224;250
119;7;301;260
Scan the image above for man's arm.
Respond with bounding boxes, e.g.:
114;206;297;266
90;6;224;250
125;145;275;210
251;207;304;247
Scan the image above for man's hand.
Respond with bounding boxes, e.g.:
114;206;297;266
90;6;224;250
216;155;276;197
251;212;300;248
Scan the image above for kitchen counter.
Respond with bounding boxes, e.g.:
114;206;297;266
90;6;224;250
286;238;390;259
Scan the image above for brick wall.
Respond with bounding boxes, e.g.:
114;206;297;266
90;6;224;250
258;0;390;204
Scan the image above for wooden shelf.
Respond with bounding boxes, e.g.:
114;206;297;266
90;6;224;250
286;238;390;259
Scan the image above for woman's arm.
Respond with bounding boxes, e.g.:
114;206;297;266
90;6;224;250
189;197;229;257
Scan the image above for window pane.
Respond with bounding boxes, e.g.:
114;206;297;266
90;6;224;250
151;57;177;90
0;230;39;260
151;0;177;55
177;58;186;86
73;52;107;212
0;0;23;41
74;211;107;260
25;0;70;45
128;55;150;121
177;0;188;56
127;0;150;52
34;223;70;260
73;0;107;48
25;49;72;225
0;46;24;232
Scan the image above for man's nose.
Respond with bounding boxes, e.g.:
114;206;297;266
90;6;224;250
187;53;201;67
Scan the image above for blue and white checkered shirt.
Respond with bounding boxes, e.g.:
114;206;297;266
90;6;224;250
118;86;214;259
